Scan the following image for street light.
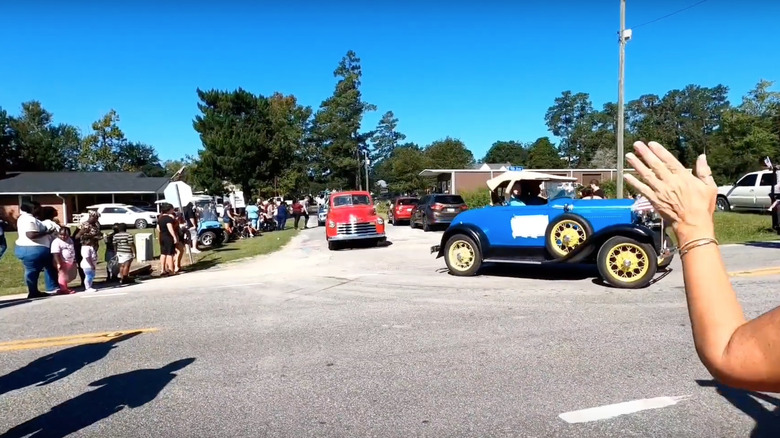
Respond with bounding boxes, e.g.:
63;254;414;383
616;0;632;199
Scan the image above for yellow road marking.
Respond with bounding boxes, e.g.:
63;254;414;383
0;328;158;352
729;267;780;278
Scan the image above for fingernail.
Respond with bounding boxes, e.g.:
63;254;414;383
626;153;636;160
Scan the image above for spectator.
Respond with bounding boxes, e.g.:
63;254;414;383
79;210;103;252
246;201;261;232
104;224;120;282
14;201;59;298
291;199;305;229
112;223;136;284
79;233;98;293
0;213;8;262
590;179;606;199
156;203;178;276
51;227;77;295
625;140;780;392
276;201;289;231
183;202;201;254
301;196;310;229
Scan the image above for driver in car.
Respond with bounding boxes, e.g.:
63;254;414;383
508;182;525;206
520;182;546;205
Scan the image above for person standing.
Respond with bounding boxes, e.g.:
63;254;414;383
182;202;201;253
15;202;59;298
276;201;289;231
291;199;304;229
112;223;136;284
301;196;310;229
51;227;77;294
80;234;98;293
157;203;178;276
0;213;8;262
246;201;260;231
104;224;120;282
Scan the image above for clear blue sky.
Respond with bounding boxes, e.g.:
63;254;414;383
1;0;778;162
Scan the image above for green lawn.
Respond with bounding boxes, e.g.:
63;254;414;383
0;225;299;296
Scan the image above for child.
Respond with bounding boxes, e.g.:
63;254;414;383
80;234;98;293
104;224;120;282
50;227;77;294
112;223;136;284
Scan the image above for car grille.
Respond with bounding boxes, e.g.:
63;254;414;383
337;222;376;235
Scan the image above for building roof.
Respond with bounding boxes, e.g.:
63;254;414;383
0;172;170;195
476;163;512;170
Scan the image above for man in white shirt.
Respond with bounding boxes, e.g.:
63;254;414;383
14;202;59;298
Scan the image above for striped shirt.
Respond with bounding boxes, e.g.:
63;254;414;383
113;232;134;254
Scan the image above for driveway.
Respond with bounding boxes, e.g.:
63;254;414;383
2;224;780;437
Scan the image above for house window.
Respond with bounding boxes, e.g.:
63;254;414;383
21;195;34;205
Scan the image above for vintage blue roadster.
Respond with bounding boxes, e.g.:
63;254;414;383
430;171;674;289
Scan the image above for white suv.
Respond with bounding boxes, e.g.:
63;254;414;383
81;204;159;229
716;170;775;212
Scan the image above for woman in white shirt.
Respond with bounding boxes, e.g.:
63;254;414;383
14;202;59;298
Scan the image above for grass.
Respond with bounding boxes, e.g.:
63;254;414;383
712;211;779;244
0;225;299;296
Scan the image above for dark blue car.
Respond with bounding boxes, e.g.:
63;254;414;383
431;171;674;289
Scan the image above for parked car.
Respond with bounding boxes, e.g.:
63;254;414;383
82;204;158;229
325;191;386;250
388;196;419;225
317;202;329;226
125;200;157;212
410;194;468;231
430;171;674;289
716;170;774;212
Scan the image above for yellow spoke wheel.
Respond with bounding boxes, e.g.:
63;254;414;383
549;218;588;257
597;236;658;289
445;234;482;276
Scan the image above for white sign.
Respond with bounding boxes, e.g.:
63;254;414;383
510;215;549;239
163;181;194;209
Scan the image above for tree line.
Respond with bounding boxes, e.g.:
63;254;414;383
2;49;778;198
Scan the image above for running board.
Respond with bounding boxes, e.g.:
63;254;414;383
483;258;544;265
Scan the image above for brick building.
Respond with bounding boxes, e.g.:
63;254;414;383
0;171;169;227
419;163;639;195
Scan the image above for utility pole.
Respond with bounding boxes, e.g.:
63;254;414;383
364;150;370;194
616;0;631;199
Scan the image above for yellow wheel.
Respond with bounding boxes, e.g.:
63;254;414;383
597;236;658;289
444;234;482;276
546;215;591;258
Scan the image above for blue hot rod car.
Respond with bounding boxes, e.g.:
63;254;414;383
430;171;674;289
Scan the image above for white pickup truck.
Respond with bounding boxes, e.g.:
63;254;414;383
716;170;777;212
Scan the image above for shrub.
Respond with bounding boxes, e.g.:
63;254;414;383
598;179;638;199
460;189;492;208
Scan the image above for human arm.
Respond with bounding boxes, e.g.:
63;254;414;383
167;222;178;244
625;141;780;391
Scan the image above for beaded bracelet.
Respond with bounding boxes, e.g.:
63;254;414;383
679;237;719;257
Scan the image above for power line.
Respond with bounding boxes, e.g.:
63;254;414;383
631;0;710;29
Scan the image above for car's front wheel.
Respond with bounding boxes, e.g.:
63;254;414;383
134;219;148;229
444;234;482;276
597;236;658;289
199;231;216;248
716;196;730;212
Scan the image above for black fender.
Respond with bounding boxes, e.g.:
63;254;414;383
435;224;491;259
555;224;658;264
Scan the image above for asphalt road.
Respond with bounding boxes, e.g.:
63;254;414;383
2;222;780;437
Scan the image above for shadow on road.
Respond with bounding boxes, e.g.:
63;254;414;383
744;241;780;250
2;358;195;438
474;263;598;282
697;379;780;437
0;298;34;310
0;331;142;396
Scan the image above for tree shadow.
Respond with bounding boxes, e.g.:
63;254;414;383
2;358;195;438
744;241;780;249
0;331;142;397
697;379;780;437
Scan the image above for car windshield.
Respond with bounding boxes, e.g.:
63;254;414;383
198;204;219;221
543;181;576;200
332;194;371;207
128;206;146;213
434;195;464;205
396;198;419;206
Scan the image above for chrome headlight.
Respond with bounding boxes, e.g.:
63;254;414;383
328;220;335;228
376;217;384;225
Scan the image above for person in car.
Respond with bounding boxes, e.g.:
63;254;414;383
508;183;526;206
520;182;546;206
625;140;780;392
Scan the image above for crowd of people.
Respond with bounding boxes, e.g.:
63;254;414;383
218;196;313;238
9;202;138;299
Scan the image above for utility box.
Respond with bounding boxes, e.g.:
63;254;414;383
135;233;154;262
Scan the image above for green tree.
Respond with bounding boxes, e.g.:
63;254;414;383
382;144;432;194
424;137;474;169
370;110;406;166
527;137;564;168
544;91;593;167
9;101;80;171
482;140;527;165
310;50;376;189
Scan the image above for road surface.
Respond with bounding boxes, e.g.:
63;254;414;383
2;223;780;437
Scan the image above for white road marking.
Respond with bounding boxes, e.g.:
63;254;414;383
559;396;690;424
79;292;127;298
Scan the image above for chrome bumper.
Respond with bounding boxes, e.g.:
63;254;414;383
329;232;386;242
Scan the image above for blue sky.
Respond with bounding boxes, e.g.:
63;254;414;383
2;1;778;162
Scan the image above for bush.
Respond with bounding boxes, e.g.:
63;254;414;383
460;189;492;208
598;179;638;199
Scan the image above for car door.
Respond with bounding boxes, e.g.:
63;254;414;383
482;203;551;249
728;173;758;209
98;207;122;226
414;196;429;224
757;172;773;209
